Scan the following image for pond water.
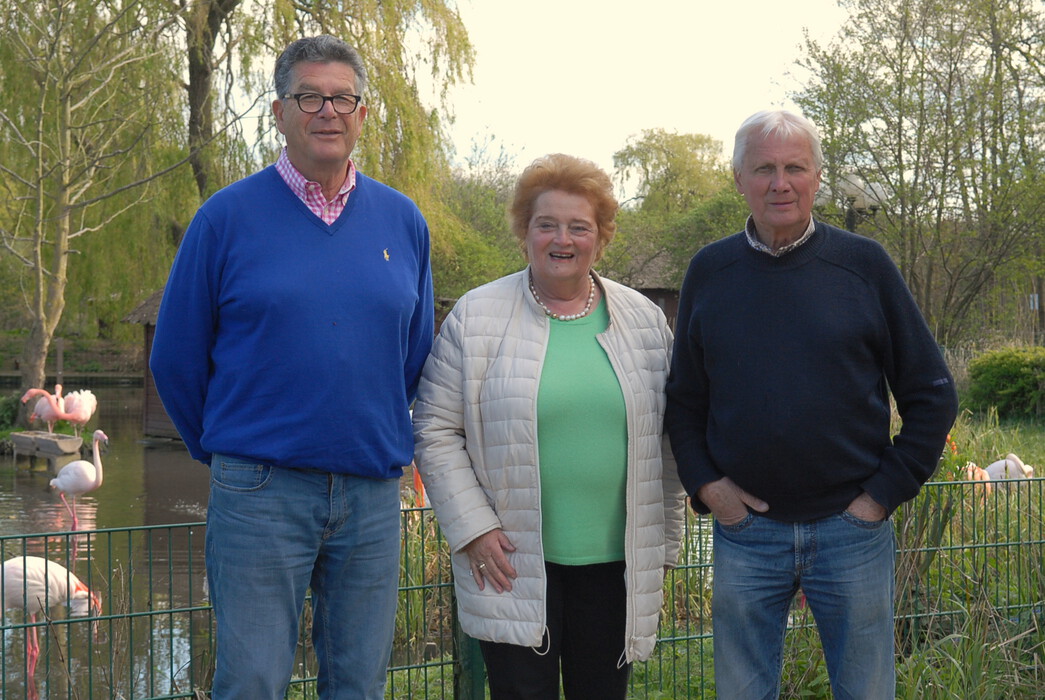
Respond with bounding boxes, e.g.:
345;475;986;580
1;386;212;699
1;386;209;534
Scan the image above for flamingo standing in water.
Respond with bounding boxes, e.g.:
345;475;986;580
61;389;98;437
50;429;109;530
21;384;65;433
2;556;101;698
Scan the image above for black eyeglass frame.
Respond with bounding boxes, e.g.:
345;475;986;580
283;92;363;115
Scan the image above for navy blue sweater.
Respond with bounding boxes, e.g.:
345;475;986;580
665;223;958;521
151;166;434;477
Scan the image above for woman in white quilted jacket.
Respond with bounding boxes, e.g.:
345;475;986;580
413;153;687;700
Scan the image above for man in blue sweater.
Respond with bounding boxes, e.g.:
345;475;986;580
150;35;433;699
665;110;958;699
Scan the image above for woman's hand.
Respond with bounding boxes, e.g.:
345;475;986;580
464;529;518;593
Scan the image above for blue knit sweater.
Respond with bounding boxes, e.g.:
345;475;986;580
665;223;958;521
150;166;434;477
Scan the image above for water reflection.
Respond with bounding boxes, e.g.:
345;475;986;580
2;386;211;699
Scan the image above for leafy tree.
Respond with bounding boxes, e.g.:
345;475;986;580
794;0;1045;344
602;186;749;291
614;129;731;218
441;136;524;277
0;0;481;388
0;0;184;393
602;129;734;287
62;147;199;341
662;187;751;281
182;0;246;199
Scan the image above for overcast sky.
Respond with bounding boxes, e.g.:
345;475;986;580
443;0;849;175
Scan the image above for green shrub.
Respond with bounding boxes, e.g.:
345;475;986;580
965;346;1045;419
0;393;18;430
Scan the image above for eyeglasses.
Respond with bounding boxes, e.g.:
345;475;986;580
283;92;362;114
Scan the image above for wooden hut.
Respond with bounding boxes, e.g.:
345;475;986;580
600;252;680;330
123;289;180;439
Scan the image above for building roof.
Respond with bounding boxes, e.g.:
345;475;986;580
123;288;164;325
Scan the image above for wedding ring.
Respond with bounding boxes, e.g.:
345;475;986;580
477;562;486;570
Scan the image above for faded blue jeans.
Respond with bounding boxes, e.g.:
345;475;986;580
711;511;896;700
205;455;401;699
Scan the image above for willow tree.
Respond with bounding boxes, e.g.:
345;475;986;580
0;0;182;392
793;0;1045;343
181;0;247;199
614;129;731;217
1;0;483;393
602;129;733;288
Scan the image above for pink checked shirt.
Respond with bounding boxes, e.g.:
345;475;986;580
275;148;357;224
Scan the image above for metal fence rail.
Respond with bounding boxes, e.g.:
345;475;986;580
2;479;1042;699
1;524;211;699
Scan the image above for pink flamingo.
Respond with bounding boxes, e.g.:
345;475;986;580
21;384;65;433
50;429;108;530
61;389;98;437
2;556;101;698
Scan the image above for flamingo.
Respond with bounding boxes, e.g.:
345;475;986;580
985;453;1035;481
50;429;109;530
21;384;65;433
62;389;98;437
964;462;993;499
2;556;101;697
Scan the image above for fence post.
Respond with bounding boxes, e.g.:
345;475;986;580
453;596;486;699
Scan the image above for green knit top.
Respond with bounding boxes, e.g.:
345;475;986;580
537;298;628;565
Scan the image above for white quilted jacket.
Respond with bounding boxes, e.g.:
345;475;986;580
412;268;686;662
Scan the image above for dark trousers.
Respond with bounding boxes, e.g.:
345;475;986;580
479;560;631;700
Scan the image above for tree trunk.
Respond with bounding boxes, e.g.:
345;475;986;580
185;0;243;202
19;85;72;425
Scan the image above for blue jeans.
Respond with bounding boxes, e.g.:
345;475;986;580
711;512;896;700
205;455;401;699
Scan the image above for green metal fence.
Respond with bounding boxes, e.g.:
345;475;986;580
2;478;1042;699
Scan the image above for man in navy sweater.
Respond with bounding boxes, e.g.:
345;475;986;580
665;110;957;699
151;35;433;699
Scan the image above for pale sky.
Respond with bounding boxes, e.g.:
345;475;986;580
444;0;849;176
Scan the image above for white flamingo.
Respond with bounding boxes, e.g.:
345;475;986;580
50;429;109;530
985;453;1035;481
2;556;101;697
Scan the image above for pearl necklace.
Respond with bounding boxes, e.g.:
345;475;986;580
528;271;596;321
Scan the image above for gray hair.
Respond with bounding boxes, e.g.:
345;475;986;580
732;110;823;172
274;35;368;98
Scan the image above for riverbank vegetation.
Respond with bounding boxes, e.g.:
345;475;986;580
388;411;1045;699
